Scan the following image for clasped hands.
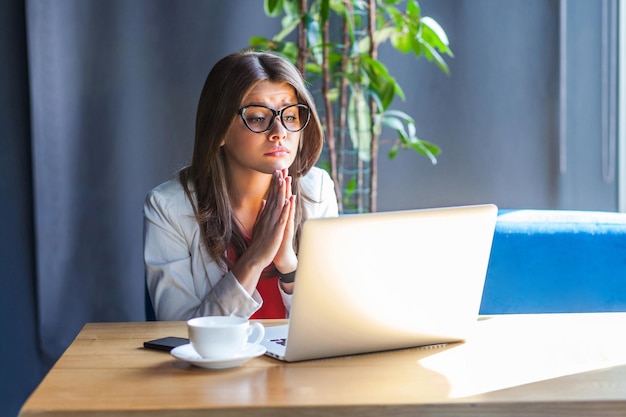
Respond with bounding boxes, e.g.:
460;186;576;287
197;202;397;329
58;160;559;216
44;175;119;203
233;169;297;294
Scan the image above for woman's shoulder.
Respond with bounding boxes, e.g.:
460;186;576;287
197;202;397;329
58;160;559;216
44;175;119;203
300;166;339;217
303;165;331;180
144;177;195;217
146;177;186;201
300;166;333;196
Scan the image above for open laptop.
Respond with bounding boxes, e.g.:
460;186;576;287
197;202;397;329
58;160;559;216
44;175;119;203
262;204;498;362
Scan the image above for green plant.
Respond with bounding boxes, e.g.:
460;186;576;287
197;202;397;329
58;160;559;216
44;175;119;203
250;0;452;212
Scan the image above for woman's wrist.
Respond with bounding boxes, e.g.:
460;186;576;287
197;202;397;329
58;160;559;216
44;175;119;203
274;253;297;280
276;268;296;283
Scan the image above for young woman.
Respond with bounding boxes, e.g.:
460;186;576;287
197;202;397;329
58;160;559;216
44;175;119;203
143;51;338;320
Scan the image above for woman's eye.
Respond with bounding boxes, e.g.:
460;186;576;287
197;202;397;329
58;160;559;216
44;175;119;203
247;116;266;124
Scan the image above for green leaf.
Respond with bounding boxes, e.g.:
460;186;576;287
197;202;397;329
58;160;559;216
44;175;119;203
249;36;272;49
277;42;299;62
305;62;322;74
410;38;424;58
327;87;340;102
414;141;440;165
390;31;412;54
374;26;396;45
347;88;372;162
407;119;416;138
338;69;362;84
344;176;357;195
342;176;358;210
327;50;345;66
329;0;346;14
248;37;299;63
361;58;405;103
351;0;367;11
283;0;300;15
319;0;330;25
381;114;407;136
274;13;300;42
342;9;357;48
406;0;421;20
378;81;396;110
421;16;450;51
421;41;450;74
380;109;440;163
409;140;440;164
384;109;414;121
305;14;321;48
264;0;283;17
317;160;332;177
384;4;404;26
356;35;371;55
360;55;395;87
388;145;399;159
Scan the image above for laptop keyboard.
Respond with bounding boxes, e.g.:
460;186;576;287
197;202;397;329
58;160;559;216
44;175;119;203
270;338;287;346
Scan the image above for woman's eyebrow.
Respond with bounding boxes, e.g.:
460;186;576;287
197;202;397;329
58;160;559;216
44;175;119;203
241;101;297;109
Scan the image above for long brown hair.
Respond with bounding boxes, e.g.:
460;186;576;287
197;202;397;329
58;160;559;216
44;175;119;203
179;50;324;269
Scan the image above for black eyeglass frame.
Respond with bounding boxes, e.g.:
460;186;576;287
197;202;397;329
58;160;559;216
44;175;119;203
237;103;311;134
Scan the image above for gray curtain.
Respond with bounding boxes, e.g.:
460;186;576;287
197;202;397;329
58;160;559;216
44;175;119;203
1;2;41;417
27;0;279;362
1;1;279;415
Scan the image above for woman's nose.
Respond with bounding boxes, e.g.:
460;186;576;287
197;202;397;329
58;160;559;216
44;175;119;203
268;116;287;141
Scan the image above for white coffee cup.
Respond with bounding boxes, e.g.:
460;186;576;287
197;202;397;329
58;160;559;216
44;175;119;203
187;316;265;359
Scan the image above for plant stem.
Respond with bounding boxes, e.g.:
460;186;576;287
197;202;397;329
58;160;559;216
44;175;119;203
320;1;340;210
368;0;378;212
297;0;307;75
338;2;353;213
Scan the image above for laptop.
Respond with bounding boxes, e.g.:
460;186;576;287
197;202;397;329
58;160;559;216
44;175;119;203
262;203;498;362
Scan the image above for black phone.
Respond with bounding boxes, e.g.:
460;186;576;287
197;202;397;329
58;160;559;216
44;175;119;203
143;336;189;352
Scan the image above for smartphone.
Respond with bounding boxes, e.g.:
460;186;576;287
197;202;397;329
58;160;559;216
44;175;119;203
143;336;189;352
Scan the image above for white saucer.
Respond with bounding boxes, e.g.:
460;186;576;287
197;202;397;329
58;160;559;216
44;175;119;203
170;343;266;369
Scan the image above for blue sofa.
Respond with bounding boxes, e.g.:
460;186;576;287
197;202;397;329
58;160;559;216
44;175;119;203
480;209;626;314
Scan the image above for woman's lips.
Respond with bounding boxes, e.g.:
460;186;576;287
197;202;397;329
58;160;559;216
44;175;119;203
265;146;290;157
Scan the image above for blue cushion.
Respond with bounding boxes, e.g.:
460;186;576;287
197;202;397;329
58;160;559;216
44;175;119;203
480;210;626;314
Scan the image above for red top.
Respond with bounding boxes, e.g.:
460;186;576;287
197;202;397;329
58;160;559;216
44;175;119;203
226;244;287;319
250;275;286;319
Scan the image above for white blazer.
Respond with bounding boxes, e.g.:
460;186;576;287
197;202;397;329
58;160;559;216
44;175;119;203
143;167;338;321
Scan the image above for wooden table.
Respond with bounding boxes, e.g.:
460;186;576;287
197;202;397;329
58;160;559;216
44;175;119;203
19;313;626;417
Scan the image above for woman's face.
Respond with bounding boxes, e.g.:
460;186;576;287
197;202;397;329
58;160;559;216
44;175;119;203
222;81;302;176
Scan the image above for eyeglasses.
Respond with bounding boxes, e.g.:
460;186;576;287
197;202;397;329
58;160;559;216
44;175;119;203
238;103;311;133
